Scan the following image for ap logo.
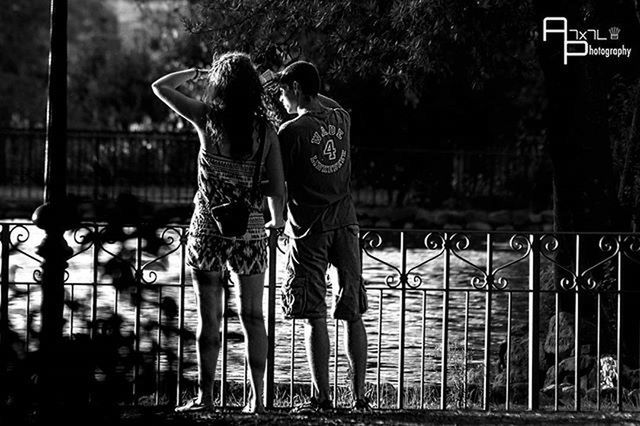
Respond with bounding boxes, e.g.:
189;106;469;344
542;17;588;65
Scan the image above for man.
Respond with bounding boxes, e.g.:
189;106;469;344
275;61;370;413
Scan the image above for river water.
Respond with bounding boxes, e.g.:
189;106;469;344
6;225;531;388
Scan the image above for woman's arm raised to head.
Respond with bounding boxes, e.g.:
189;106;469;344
151;68;208;126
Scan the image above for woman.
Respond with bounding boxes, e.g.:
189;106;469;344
151;52;285;414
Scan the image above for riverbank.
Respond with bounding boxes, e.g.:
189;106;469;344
1;198;554;232
357;206;553;232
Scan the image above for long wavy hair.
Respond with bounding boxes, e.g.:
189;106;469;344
203;52;267;159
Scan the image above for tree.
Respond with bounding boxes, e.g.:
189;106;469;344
533;0;640;363
0;0;50;127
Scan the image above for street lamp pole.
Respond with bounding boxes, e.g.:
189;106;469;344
32;0;74;414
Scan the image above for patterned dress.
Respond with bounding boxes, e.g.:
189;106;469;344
186;121;268;274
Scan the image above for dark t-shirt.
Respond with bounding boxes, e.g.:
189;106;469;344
278;107;358;238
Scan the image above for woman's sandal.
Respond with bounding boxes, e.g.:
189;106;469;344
175;397;214;413
241;403;265;414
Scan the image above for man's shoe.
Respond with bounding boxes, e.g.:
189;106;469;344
174;397;213;413
351;397;373;413
290;397;333;414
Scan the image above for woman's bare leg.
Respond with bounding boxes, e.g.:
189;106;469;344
191;269;224;406
234;272;267;413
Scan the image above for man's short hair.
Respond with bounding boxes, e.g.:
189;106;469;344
278;61;320;96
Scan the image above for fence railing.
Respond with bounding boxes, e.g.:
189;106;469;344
0;128;549;208
2;220;638;411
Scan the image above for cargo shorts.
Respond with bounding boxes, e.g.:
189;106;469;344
281;225;368;321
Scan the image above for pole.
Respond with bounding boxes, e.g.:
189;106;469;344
32;0;74;417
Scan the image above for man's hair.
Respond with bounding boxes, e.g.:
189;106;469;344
278;61;320;96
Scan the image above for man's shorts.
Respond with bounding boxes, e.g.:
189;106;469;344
281;225;367;321
186;234;268;275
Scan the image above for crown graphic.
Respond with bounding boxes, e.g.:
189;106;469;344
609;27;621;40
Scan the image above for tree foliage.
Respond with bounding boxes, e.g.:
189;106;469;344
0;1;50;127
184;0;545;153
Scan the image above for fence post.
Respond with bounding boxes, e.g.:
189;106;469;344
528;234;540;410
483;233;493;410
264;229;278;409
440;232;450;410
397;231;407;410
33;0;75;417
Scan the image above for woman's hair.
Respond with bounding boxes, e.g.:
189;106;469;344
203;52;266;159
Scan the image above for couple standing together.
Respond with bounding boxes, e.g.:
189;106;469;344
152;53;369;414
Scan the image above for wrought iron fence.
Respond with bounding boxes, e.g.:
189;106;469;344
1;220;638;411
0;128;549;208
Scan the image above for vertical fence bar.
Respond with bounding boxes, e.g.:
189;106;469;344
377;289;382;409
176;226;187;405
483;233;493;410
0;224;9;350
505;292;512;410
90;225;99;340
290;319;295;407
441;233;450;410
243;360;248;407
528;234;540;410
333;320;339;404
26;283;31;350
463;291;469;409
554;293;559;411
397;232;407;409
596;292;601;410
114;284;119;316
574;235;581;411
155;287;162;405
616;236;622;410
420;290;427;408
220;281;228;408
68;285;74;336
265;230;277;409
132;233;143;401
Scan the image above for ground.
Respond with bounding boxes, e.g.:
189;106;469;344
119;407;640;426
6;405;640;425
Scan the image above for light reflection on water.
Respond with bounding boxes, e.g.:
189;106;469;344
7;227;530;387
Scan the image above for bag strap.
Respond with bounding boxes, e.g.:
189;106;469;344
250;121;266;190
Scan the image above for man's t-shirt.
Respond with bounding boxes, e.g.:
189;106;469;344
278;107;358;238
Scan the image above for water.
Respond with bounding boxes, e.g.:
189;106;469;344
5;224;531;388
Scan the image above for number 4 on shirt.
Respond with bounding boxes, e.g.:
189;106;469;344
323;139;336;160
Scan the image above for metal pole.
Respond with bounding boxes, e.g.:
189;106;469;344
574;235;581;411
32;0;73;416
441;233;450;409
264;229;277;409
483;233;492;410
528;234;540;410
397;232;406;409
